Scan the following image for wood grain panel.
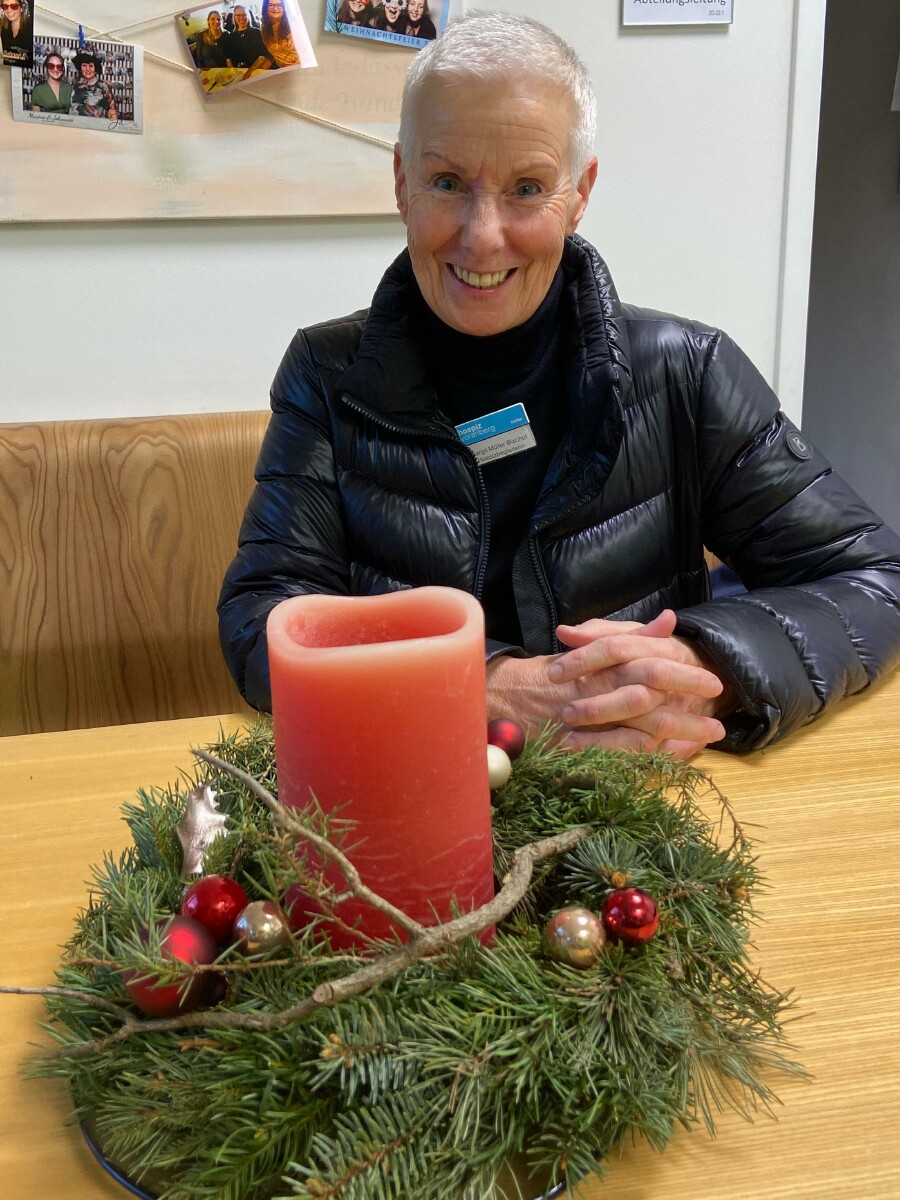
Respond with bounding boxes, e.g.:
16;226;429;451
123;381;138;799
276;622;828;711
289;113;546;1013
0;413;269;734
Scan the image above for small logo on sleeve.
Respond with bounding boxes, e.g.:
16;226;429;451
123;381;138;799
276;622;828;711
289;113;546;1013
786;431;812;461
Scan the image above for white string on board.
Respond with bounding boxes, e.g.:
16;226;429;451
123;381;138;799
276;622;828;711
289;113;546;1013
33;4;395;151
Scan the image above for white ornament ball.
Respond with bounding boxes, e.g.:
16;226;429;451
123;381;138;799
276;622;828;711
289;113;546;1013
487;744;512;790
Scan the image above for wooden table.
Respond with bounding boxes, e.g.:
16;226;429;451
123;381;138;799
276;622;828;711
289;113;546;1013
2;680;899;1199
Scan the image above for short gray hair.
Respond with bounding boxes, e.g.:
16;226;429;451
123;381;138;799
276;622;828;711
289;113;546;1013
398;11;597;173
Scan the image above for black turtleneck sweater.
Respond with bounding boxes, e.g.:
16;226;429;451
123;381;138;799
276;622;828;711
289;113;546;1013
424;270;568;647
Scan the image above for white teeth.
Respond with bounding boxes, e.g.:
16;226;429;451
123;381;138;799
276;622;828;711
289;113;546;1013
452;266;511;289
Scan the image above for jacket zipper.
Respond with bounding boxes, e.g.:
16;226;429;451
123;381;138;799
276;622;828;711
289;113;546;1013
526;535;559;652
341;393;492;602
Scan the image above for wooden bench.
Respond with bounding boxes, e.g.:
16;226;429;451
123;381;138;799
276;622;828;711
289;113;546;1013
0;411;269;735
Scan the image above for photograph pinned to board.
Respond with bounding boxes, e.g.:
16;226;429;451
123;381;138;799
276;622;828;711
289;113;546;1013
325;0;458;50
11;34;143;134
176;0;317;100
1;0;34;67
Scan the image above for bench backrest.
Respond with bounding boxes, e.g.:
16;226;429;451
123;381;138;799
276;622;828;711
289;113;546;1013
1;411;269;735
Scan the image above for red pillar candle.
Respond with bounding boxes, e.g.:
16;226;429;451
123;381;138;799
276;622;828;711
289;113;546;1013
266;587;495;946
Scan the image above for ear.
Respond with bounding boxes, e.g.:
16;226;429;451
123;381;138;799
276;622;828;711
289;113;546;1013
393;144;409;225
566;155;598;236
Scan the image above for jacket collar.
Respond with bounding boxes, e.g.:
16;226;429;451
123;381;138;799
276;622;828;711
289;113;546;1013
337;250;440;430
338;236;633;467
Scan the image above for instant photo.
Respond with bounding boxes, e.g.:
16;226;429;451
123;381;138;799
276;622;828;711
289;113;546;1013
1;0;34;68
176;1;317;101
325;0;451;50
11;36;144;134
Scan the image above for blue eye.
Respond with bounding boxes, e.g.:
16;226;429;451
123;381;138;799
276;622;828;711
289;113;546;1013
434;176;461;193
515;182;541;198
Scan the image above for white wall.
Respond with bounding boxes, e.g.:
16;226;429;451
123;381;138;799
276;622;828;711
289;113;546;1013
0;0;816;424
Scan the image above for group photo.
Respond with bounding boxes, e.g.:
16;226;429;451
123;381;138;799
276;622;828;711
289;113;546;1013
326;0;448;47
177;0;316;98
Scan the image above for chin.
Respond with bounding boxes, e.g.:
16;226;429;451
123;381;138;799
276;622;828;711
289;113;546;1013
435;295;527;338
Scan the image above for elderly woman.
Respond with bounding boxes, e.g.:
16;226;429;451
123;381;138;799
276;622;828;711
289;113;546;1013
220;14;900;758
29;48;73;113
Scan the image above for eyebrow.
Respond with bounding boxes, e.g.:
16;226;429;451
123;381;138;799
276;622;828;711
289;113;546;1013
420;152;556;177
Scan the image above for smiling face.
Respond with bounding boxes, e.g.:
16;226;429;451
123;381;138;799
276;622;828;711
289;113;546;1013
233;6;249;28
394;74;596;337
46;56;65;76
349;0;367;10
383;1;404;22
208;11;222;34
407;0;424;20
79;60;97;81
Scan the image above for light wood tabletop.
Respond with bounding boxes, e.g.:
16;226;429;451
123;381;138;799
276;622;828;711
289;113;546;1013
1;677;899;1199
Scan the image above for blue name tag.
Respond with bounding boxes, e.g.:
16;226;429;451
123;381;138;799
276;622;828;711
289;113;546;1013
455;403;535;466
456;403;529;445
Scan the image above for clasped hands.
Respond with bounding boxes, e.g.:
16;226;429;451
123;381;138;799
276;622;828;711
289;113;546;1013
486;610;732;760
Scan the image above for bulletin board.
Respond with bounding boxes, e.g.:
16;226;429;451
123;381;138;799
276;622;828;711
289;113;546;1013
0;1;410;221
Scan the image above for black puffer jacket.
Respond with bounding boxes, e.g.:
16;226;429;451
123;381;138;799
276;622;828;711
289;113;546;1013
219;236;900;752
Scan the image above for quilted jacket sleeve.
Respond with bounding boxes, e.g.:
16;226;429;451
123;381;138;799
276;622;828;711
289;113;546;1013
218;331;351;712
674;330;900;753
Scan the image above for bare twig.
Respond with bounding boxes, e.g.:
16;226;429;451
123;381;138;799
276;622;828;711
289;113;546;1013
0;985;132;1020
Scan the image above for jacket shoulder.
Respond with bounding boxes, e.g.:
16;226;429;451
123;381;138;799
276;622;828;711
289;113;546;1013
621;303;720;378
271;308;368;416
303;308;369;373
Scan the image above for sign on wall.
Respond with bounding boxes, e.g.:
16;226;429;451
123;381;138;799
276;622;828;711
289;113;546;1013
623;0;733;26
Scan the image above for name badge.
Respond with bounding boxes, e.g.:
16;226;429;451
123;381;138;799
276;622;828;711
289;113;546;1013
455;403;536;466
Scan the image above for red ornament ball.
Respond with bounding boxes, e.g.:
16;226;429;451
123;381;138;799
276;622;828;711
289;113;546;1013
124;915;218;1017
182;874;249;943
601;887;660;946
487;718;526;760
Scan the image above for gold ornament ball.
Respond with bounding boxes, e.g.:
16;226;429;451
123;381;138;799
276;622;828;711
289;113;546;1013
233;900;290;956
487;743;512;790
544;906;607;969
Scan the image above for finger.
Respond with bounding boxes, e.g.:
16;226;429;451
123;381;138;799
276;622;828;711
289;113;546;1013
561;683;667;727
556;618;645;648
612;656;724;699
639;609;678;638
548;632;691;684
556;609;676;648
657;738;708;760
563;705;723;746
563;726;663;754
626;707;726;746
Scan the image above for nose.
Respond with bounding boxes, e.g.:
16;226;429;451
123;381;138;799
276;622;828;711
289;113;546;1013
458;195;506;264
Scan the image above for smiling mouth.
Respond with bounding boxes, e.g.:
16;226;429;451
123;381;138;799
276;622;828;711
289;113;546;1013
450;265;515;290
